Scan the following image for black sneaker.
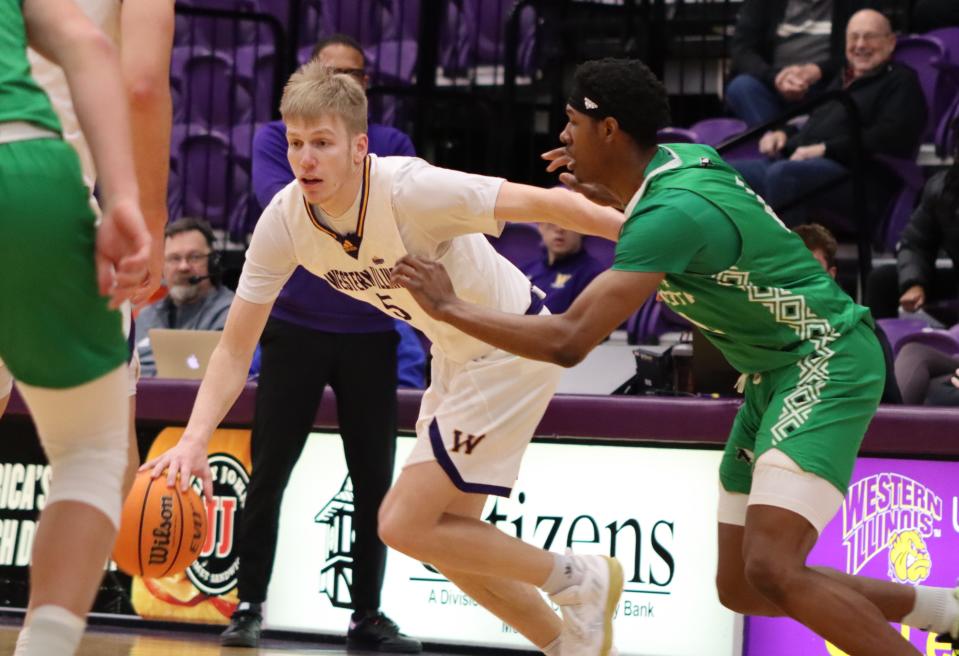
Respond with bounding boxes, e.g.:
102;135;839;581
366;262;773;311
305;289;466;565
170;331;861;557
346;612;422;653
221;604;263;648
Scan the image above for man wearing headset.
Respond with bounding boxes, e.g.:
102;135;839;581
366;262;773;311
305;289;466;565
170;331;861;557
134;217;235;376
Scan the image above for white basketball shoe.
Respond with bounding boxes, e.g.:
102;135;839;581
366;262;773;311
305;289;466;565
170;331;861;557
549;552;624;656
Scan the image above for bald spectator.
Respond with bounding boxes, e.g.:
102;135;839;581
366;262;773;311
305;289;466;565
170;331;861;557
727;0;873;126
733;10;926;228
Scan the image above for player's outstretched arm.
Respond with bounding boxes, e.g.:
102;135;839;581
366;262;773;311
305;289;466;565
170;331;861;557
494;182;625;242
393;255;663;366
121;0;175;305
140;298;273;498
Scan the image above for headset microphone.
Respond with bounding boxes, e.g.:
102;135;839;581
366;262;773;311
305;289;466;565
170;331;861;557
187;275;211;285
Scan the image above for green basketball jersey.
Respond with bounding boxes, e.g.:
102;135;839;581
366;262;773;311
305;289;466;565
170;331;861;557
614;143;870;374
0;0;62;134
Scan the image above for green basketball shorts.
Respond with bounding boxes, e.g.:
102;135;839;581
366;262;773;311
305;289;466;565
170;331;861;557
720;320;885;496
0;137;126;388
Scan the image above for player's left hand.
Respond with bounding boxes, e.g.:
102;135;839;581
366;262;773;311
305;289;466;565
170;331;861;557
131;229;166;308
97;198;152;309
392;255;458;320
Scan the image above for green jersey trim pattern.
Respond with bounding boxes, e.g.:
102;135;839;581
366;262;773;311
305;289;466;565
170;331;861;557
714;266;841;445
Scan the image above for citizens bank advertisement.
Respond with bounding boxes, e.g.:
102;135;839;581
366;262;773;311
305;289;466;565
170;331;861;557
746;458;959;656
266;433;739;656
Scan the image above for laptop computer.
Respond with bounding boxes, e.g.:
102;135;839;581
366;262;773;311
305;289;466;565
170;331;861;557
692;330;741;395
149;329;222;380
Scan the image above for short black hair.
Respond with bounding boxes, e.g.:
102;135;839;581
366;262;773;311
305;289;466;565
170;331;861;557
311;34;366;67
165;216;215;248
569;58;670;148
793;223;838;270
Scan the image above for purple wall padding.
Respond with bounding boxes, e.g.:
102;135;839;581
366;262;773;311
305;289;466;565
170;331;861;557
7;379;959;456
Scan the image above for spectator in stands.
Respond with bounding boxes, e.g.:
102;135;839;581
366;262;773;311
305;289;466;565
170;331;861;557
911;0;959;32
865;162;959;325
220;34;421;653
793;222;839;278
794;223;902;402
732;9;926;228
895;342;959;405
727;0;871;126
520;223;606;313
134;218;233;376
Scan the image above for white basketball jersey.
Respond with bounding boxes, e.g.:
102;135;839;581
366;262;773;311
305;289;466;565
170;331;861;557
28;0;121;191
239;155;537;364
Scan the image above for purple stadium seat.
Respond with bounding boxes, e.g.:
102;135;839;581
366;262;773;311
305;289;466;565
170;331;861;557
296;1;419;85
487;222;542;268
656;127;696;143
439;0;538;77
234;45;279;121
925;28;959;156
877;318;929;356
896;329;959;356
582;235;615;270
627;298;691;345
872;154;926;252
183;50;254;127
893;35;952;143
690;118;747;147
179;131;253;238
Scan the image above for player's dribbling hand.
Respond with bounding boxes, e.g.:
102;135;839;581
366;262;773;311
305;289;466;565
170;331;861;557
97;198;152;308
140;437;214;500
392;255;457;320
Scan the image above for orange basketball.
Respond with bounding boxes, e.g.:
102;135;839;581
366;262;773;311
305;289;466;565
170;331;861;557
113;470;208;578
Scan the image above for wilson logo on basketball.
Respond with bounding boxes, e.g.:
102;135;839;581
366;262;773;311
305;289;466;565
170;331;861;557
186;453;249;596
149;495;175;565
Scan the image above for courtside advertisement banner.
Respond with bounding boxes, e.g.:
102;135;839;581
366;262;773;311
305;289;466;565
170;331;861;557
266;432;739;656
746;458;959;656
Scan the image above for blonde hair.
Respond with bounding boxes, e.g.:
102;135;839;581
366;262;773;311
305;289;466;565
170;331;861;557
280;59;368;135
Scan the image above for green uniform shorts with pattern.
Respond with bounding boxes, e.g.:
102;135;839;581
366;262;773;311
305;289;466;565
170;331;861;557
720;320;884;496
0;137;126;388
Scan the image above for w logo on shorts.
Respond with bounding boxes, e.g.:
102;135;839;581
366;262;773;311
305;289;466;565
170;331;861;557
451;430;486;455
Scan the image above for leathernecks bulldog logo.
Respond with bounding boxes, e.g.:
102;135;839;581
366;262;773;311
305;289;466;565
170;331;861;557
888;530;932;584
186;453;249;596
842;473;942;581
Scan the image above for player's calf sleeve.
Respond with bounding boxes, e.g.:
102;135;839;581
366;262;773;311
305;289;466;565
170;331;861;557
14;605;86;656
16;365;129;528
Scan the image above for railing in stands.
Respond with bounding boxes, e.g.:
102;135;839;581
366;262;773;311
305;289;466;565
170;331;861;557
714;89;869;292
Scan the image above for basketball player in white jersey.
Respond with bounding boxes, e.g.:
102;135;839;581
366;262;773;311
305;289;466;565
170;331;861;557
0;0;174;487
143;61;623;656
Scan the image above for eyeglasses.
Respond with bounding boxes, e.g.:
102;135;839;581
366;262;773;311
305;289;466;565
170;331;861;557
165;252;210;266
331;67;366;80
847;31;891;44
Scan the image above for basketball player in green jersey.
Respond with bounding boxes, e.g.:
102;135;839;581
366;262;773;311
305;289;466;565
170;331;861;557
0;0;150;654
394;58;959;655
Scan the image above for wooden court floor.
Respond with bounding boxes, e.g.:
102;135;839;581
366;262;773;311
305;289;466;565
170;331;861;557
0;617;469;656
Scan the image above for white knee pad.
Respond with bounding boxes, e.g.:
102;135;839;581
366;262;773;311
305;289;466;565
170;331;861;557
16;366;129;528
0;359;12;399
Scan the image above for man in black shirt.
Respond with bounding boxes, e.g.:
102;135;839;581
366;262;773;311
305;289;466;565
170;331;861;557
732;9;927;228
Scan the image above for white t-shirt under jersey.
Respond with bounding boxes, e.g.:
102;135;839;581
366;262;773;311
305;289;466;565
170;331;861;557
238;155;537;364
28;0;121;191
